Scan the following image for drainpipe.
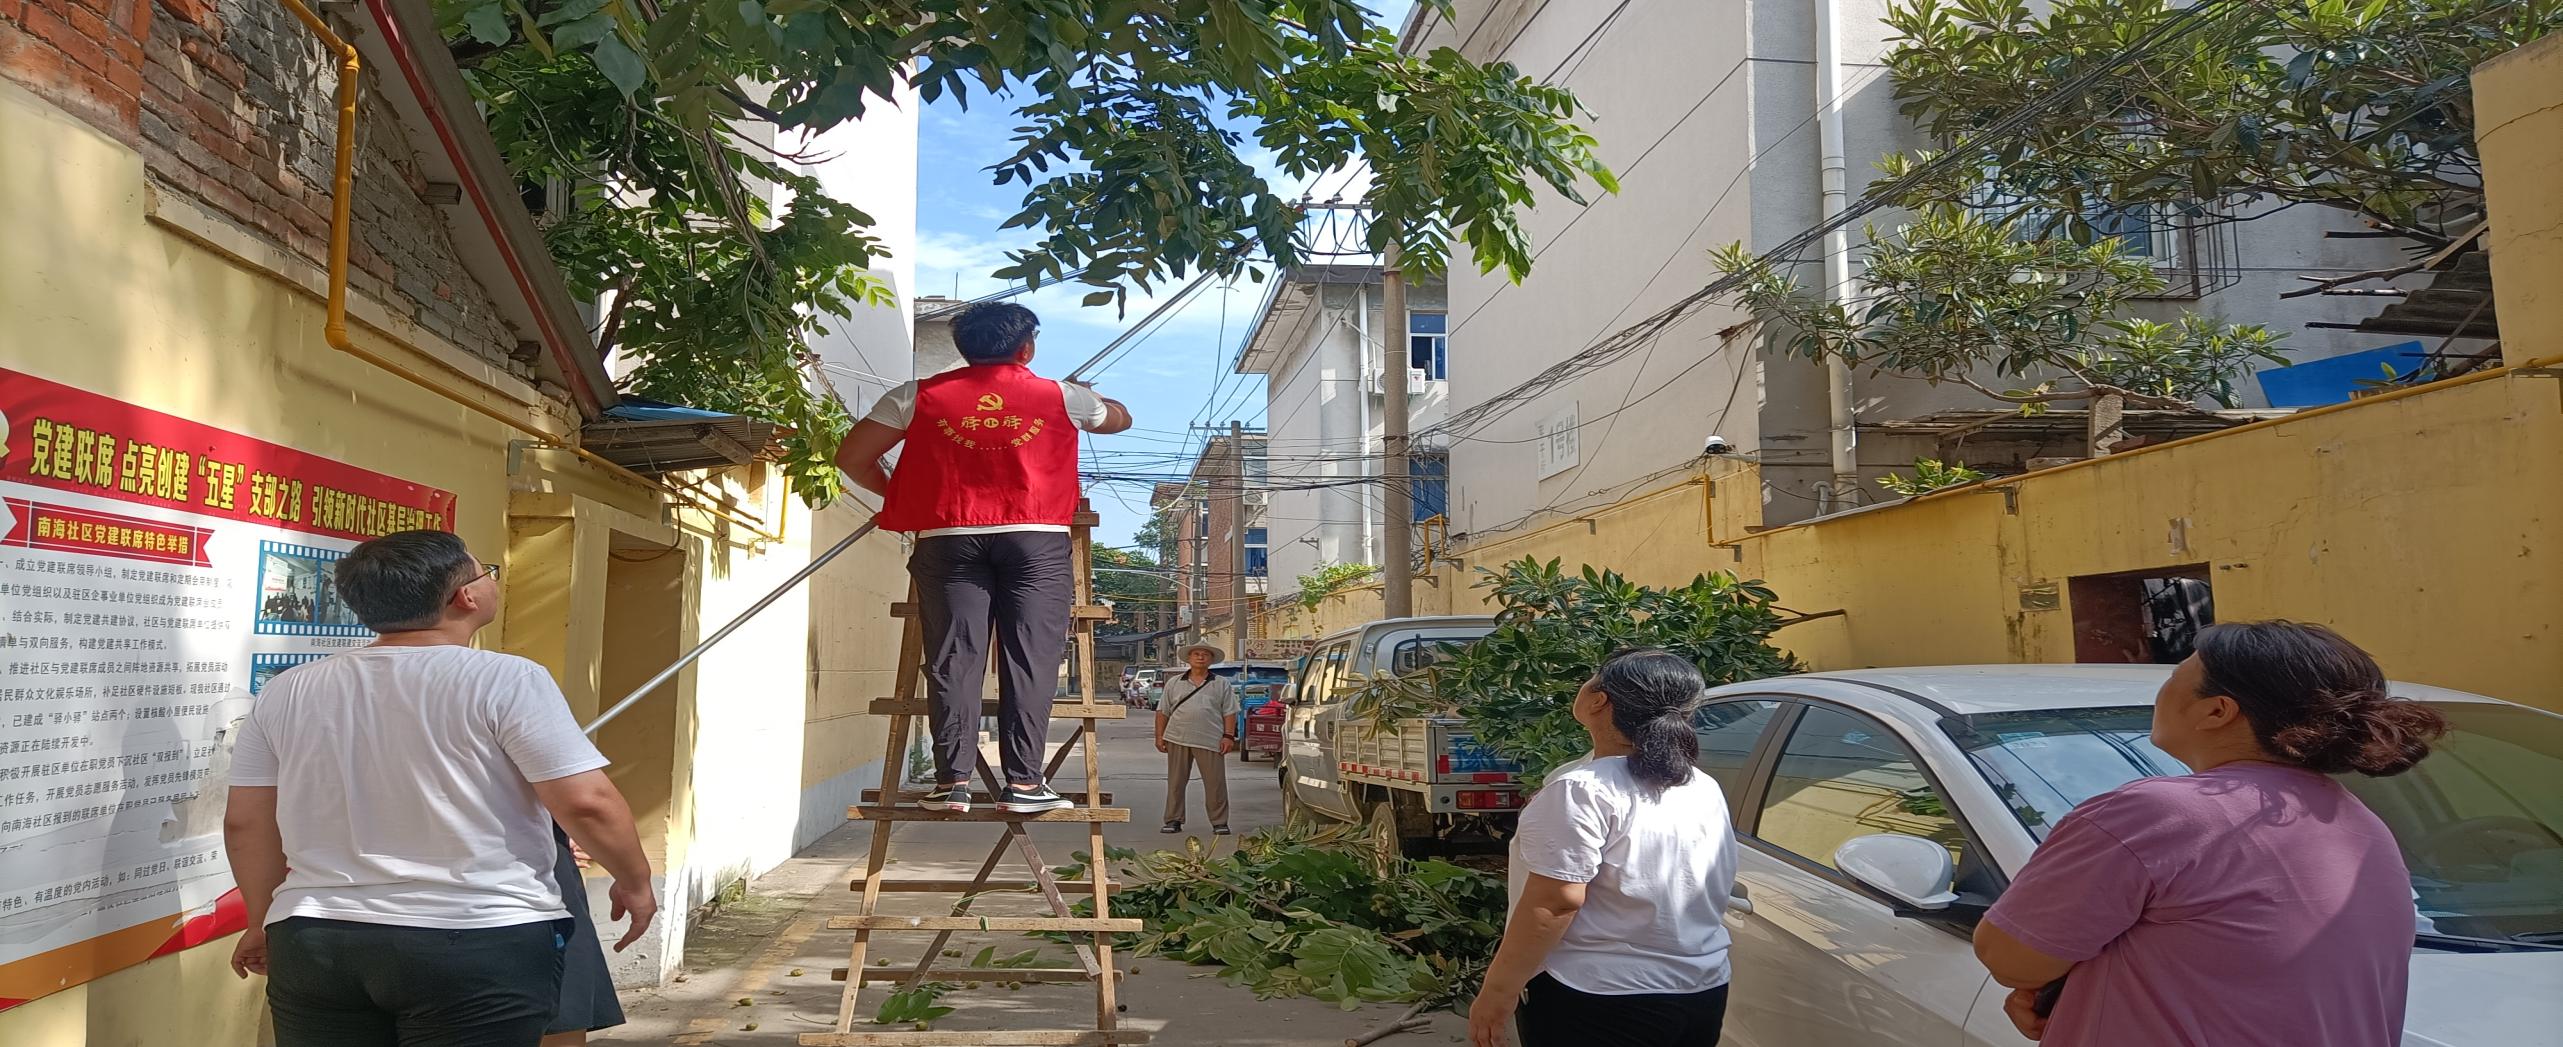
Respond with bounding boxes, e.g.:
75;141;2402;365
1814;0;1861;507
270;0;782;546
1353;287;1374;567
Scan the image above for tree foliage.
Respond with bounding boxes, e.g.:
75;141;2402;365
1293;561;1380;612
1059;829;1504;1010
1878;457;1988;496
1880;0;2560;250
1093;545;1169;634
437;0;1616;502
1716;206;2284;423
1353;558;1800;788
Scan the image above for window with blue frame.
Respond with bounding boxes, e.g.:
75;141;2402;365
1410;453;1447;522
1244;528;1268;577
1408;311;1448;381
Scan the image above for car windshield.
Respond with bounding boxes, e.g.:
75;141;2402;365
1948;702;2563;948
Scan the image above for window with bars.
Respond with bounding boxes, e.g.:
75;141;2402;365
1244;528;1268;577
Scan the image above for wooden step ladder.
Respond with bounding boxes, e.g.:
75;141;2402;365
803;503;1145;1047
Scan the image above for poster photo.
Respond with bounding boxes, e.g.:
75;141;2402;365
0;367;457;1010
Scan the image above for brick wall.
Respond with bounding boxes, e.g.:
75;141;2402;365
2;0;537;378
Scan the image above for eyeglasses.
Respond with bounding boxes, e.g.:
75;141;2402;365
451;562;500;599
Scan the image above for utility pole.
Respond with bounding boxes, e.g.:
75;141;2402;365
1379;244;1414;617
1226;420;1248;659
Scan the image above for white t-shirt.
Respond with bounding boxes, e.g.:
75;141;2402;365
1507;754;1739;995
228;645;609;930
864;373;1113;538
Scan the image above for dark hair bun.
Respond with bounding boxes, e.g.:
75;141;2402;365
1595;649;1705;790
2195;621;2450;778
2269;692;2447;776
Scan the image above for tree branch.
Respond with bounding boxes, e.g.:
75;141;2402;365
2280;260;2429;299
1955;375;2093;405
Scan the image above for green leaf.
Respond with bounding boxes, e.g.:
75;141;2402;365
551;12;617;50
461;1;511;46
591;33;647;96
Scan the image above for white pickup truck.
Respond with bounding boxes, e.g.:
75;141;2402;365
1275;616;1521;858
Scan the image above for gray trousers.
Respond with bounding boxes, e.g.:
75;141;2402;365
1164;744;1229;826
911;531;1071;786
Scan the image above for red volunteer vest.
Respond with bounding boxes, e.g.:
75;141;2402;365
876;364;1080;532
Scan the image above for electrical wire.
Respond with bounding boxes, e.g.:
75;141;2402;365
1429;0;2265;445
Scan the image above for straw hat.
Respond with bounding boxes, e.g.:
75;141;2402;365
1178;642;1223;662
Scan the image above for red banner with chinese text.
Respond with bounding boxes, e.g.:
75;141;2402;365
0;367;457;541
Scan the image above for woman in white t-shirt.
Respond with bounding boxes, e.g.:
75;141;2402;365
1470;649;1740;1047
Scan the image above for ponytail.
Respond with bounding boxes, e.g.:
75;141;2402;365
1594;648;1706;790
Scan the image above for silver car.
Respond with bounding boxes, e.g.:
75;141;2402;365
1694;665;2563;1047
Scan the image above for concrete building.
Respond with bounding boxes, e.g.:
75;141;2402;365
1231;265;1450;599
1398;0;2438;555
1149;431;1269;654
1375;28;2563;718
789;86;922;854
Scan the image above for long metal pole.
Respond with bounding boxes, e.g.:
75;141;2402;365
583;519;881;736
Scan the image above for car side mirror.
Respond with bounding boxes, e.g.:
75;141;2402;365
1835;834;1960;911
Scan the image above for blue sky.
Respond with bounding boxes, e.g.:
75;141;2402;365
907;4;1412;551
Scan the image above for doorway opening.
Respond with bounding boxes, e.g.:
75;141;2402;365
2069;566;2213;664
596;533;688;869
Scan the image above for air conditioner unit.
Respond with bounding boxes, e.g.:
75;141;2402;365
1243;491;1271;508
1365;368;1434;394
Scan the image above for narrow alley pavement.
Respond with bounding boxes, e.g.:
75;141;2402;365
597;711;1471;1047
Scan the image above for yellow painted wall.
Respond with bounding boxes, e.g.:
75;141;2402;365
0;73;574;1044
1260;582;1387;641
0;74;890;1039
799;500;903;844
1425;377;2563;713
2478;33;2563;367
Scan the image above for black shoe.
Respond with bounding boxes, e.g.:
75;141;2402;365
918;785;973;813
1000;784;1074;814
1212;825;1231;836
1160;821;1182;833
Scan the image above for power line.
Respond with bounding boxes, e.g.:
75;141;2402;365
1428;0;2264;445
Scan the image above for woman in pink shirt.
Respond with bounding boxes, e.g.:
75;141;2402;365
1975;621;2447;1046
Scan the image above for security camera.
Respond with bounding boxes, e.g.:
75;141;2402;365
1703;435;1735;456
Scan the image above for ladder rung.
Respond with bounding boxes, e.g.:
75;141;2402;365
850;806;1127;823
828;915;1142;932
866;699;1124;719
803;1031;1143;1046
833;966;1114;983
859;877;1118;894
862;789;1112;805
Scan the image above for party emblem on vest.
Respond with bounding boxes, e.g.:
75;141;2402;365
976;393;1005;412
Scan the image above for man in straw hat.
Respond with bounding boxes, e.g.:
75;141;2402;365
1154;643;1241;835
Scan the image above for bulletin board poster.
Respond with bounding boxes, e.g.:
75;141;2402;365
0;367;456;1010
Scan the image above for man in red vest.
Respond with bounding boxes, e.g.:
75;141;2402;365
836;302;1132;813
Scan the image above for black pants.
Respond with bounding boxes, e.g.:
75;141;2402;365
1515;972;1727;1047
911;531;1072;786
266;916;571;1047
